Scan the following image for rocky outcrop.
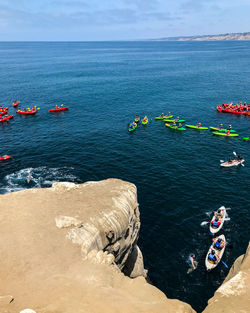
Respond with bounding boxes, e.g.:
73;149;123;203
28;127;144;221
152;32;250;41
0;179;195;313
203;242;250;313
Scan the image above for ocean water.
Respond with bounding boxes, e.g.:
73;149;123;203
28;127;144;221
0;41;249;312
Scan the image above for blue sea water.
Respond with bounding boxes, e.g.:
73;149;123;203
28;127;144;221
0;41;249;312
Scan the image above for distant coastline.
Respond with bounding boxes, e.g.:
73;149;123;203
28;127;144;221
150;32;250;41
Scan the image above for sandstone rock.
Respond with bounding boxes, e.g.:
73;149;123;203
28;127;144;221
203;242;250;313
0;179;195;313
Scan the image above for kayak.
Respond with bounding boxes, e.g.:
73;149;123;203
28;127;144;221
0;115;13;122
0;155;12;161
210;127;236;133
212;132;239;137
243;137;250;141
13;101;19;107
165;123;186;131
209;206;226;234
155;115;173;120
185;125;208;130
0;107;8;112
142;119;148;125
0;110;8;116
49;107;69;112
16;110;36;115
220;159;244;167
164;119;186;123
205;234;226;271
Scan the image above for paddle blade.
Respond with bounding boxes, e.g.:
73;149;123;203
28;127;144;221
221;260;228;268
220;160;224;163
241;163;245;167
233;151;237;156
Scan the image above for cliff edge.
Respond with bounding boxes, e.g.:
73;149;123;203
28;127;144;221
0;179;195;313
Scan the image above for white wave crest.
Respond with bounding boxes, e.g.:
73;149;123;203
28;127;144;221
0;166;79;194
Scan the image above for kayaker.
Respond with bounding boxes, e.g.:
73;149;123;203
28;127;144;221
228;157;233;163
211;217;221;228
208;250;219;264
172;121;176;126
187;254;196;270
219;123;223;129
215;208;224;219
228;125;232;130
226;129;230;135
160;113;164;117
178;123;182;128
237;154;243;161
197;123;202;128
212;237;225;250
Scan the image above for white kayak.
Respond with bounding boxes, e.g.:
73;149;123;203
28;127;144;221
209;206;226;234
220;159;244;167
205;234;226;271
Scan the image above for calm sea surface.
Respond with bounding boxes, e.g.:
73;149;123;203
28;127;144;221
0;41;249;312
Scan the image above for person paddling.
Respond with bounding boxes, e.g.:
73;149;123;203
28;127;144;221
208;250;220;264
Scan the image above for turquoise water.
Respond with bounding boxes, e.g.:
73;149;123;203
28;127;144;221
0;41;249;312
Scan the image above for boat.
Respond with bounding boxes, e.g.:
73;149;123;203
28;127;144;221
243;137;250;141
205;234;226;271
185;125;208;130
0;110;8;116
13;101;19;107
212;132;239;137
16;109;36;115
164;119;186;123
0;155;12;161
220;159;245;167
142;117;148;125
210;127;236;133
165;123;186;131
128;126;136;132
49;106;69;112
155;115;173;120
217;105;246;115
209;206;226;234
0;115;13;122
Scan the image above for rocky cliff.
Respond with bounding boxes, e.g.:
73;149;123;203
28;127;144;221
0;179;195;313
203;242;250;313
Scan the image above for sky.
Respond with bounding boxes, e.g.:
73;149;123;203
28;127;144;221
0;0;250;40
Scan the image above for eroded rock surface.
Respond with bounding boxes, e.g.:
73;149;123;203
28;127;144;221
203;242;250;313
0;179;195;313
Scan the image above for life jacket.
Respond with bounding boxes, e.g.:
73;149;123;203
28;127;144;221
208;254;216;261
215;241;221;248
211;220;220;227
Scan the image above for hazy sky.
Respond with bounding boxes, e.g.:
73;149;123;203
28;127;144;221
0;0;249;40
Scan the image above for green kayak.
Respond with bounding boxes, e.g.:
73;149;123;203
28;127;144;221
164;119;186;123
212;132;239;137
243;137;250;141
155;115;173;120
186;125;208;130
135;118;140;123
142;119;148;125
165;123;186;131
210;127;236;133
128;127;136;132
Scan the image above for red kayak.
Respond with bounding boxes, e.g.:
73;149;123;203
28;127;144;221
0;155;12;161
13;101;19;107
0;110;8;116
217;105;246;115
16;109;36;115
0;115;13;122
49;106;69;112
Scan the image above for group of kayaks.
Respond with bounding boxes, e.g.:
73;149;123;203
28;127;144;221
217;102;250;115
205;206;227;271
129;112;249;140
0;101;69;162
129;115;148;131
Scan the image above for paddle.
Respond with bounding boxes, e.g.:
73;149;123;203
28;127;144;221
220;160;225;163
233;151;245;166
221;260;229;268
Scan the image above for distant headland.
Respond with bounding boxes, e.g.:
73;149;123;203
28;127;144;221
150;32;250;41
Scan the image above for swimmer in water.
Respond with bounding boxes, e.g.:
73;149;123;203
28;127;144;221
27;171;33;184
